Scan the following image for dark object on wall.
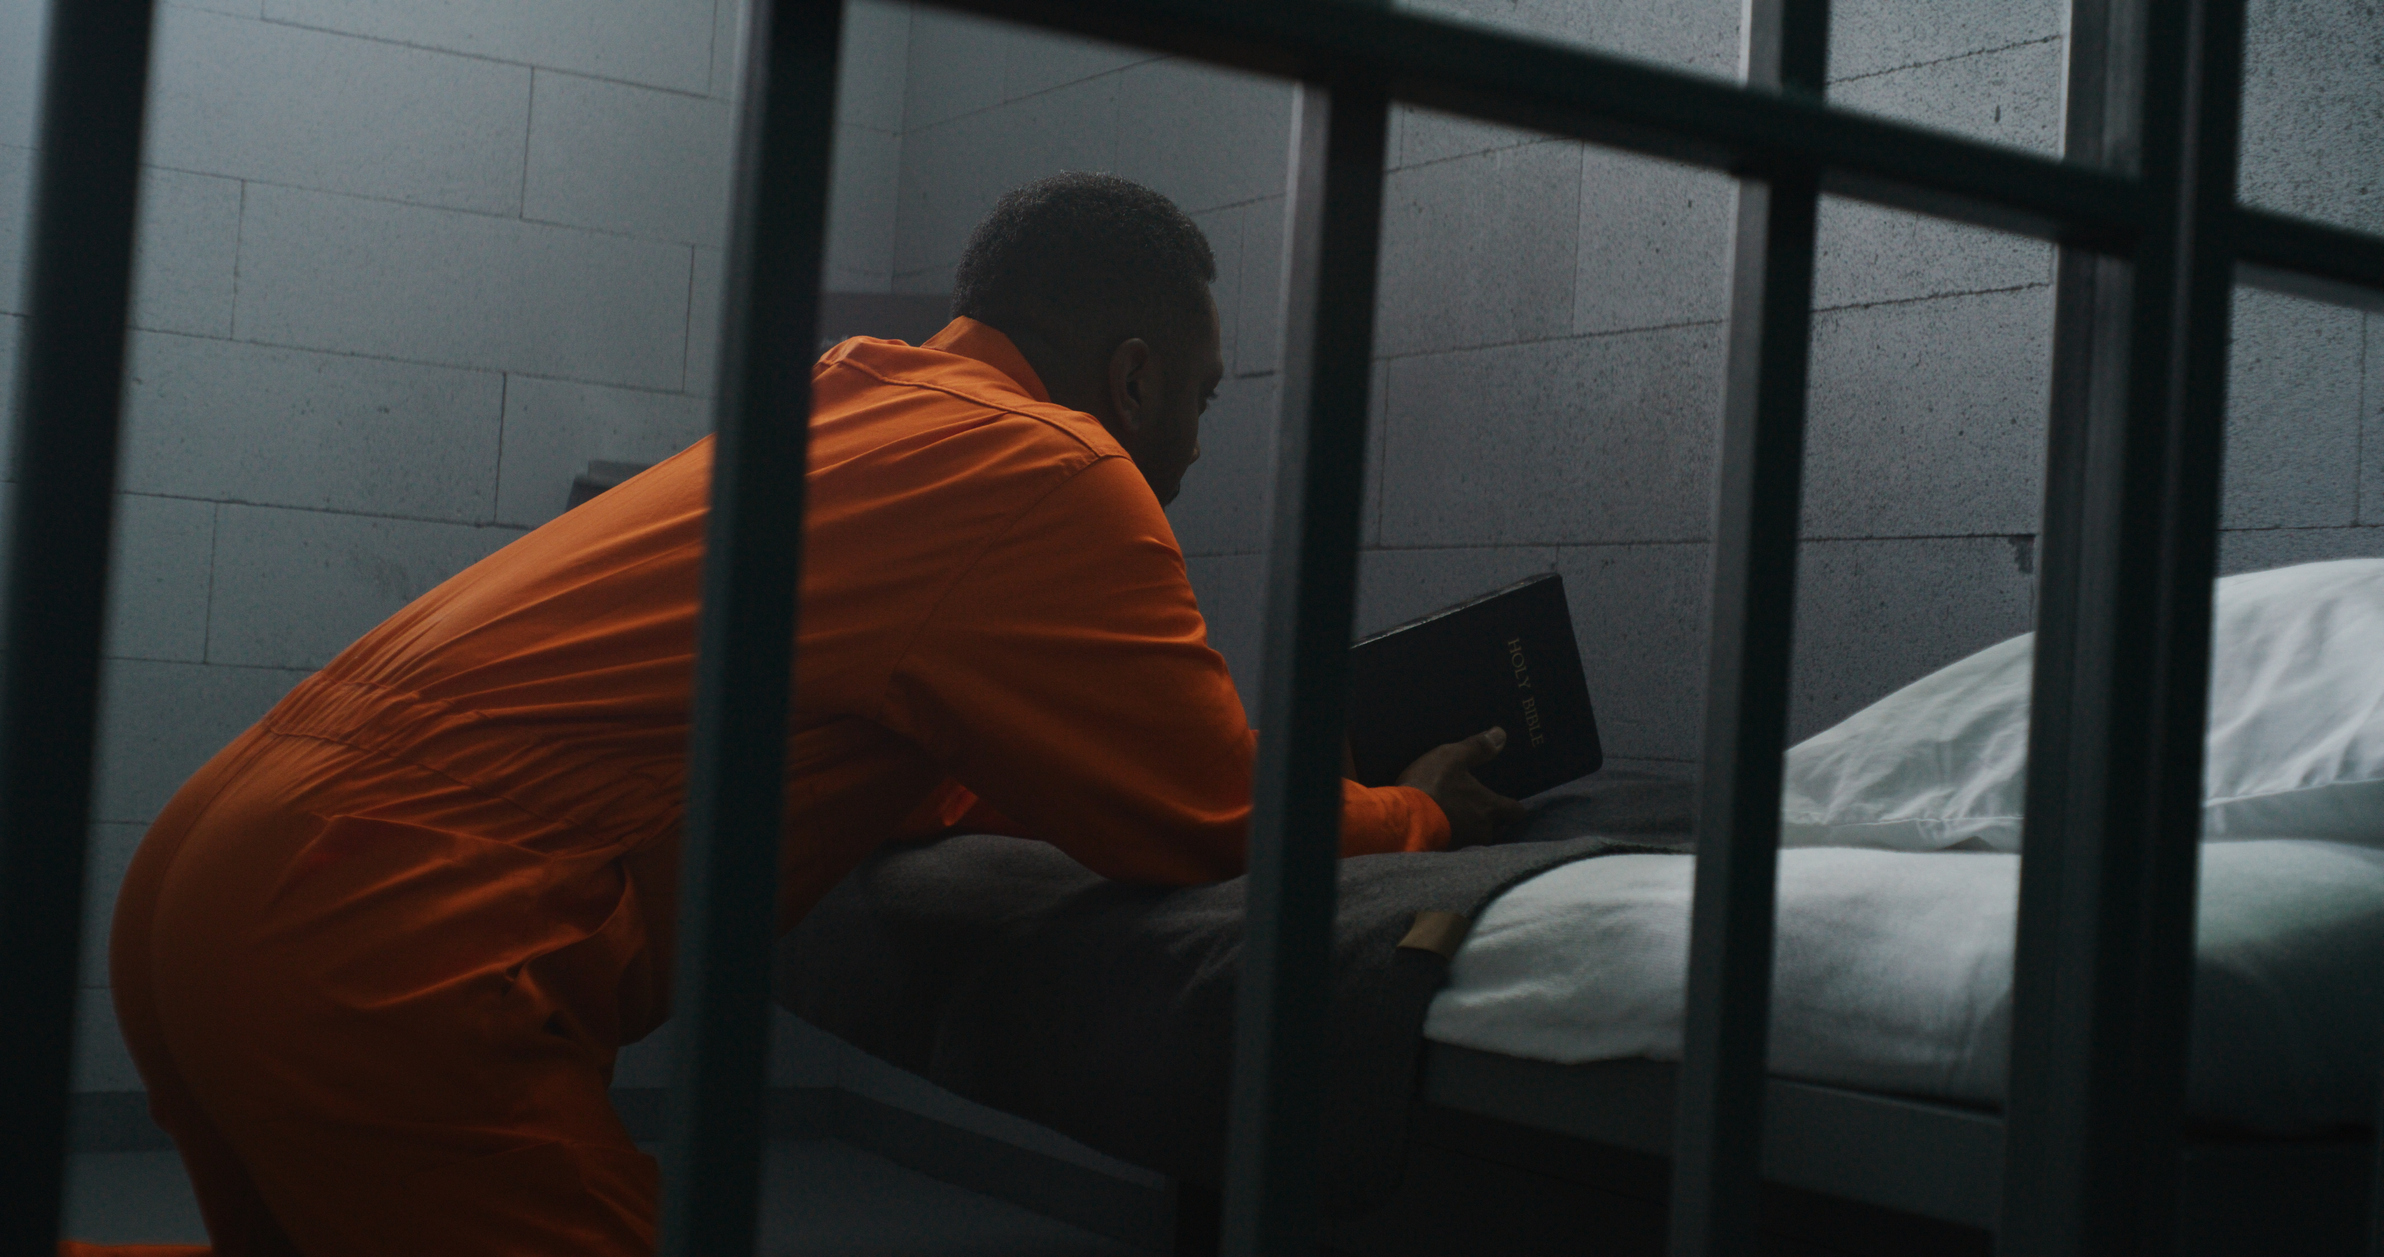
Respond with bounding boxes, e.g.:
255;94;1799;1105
815;291;955;352
566;460;655;511
1345;572;1601;799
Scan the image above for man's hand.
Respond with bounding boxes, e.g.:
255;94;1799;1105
1396;727;1529;849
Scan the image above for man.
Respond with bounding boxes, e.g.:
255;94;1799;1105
78;173;1520;1256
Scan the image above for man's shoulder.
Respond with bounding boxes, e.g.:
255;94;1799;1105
816;337;1122;462
807;340;1155;544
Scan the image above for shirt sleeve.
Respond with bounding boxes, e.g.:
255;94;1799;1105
878;454;1448;883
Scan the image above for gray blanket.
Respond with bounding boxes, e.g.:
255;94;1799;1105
774;770;1694;1211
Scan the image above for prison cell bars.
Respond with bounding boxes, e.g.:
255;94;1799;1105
1218;79;1390;1255
2000;3;2251;1253
1662;0;1827;1252
11;0;2384;1254
628;0;2384;1251
0;2;161;1252
657;1;844;1254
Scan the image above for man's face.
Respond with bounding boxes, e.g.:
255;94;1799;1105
1135;291;1224;507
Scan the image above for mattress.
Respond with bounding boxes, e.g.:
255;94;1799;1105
1425;838;2384;1132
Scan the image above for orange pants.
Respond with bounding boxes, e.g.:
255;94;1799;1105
82;726;660;1256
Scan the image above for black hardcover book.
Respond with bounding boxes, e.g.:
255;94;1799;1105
1346;572;1602;799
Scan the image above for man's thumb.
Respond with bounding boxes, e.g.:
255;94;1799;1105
1458;726;1508;767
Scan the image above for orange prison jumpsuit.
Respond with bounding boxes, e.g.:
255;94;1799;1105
73;318;1447;1257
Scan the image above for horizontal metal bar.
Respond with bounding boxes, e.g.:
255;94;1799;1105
2233;205;2384;314
0;2;159;1252
928;0;2147;250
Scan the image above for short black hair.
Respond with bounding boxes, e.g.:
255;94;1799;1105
951;172;1216;352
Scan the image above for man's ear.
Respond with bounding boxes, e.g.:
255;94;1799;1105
1106;337;1154;433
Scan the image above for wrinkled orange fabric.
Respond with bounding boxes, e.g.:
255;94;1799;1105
76;318;1446;1256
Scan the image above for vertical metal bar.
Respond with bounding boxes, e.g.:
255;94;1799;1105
1219;78;1389;1257
1666;3;1827;1254
2371;1076;2384;1257
2366;299;2384;1246
0;2;159;1252
2000;7;2135;1242
1999;0;2246;1251
656;0;839;1252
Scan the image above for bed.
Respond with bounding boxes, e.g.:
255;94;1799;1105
777;560;2384;1255
1320;833;2384;1256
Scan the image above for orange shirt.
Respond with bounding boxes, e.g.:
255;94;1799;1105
253;317;1446;1039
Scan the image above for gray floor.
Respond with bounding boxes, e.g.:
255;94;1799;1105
65;1137;1149;1255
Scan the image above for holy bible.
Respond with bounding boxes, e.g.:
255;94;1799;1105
1346;572;1603;799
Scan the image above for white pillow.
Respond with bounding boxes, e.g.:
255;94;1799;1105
1781;558;2384;850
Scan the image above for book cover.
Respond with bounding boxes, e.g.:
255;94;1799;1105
1346;572;1602;799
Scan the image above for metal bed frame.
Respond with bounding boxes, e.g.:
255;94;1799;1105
1372;1046;2372;1255
4;0;2383;1253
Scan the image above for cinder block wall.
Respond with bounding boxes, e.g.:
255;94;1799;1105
0;0;911;1096
892;0;2384;774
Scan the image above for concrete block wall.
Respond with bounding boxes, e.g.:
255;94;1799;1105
2217;0;2384;575
893;0;2383;773
1;0;912;1095
1801;0;2384;731
886;0;2038;760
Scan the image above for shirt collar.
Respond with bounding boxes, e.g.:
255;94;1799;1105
921;317;1052;404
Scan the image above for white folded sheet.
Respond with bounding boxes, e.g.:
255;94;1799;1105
1424;839;2384;1132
